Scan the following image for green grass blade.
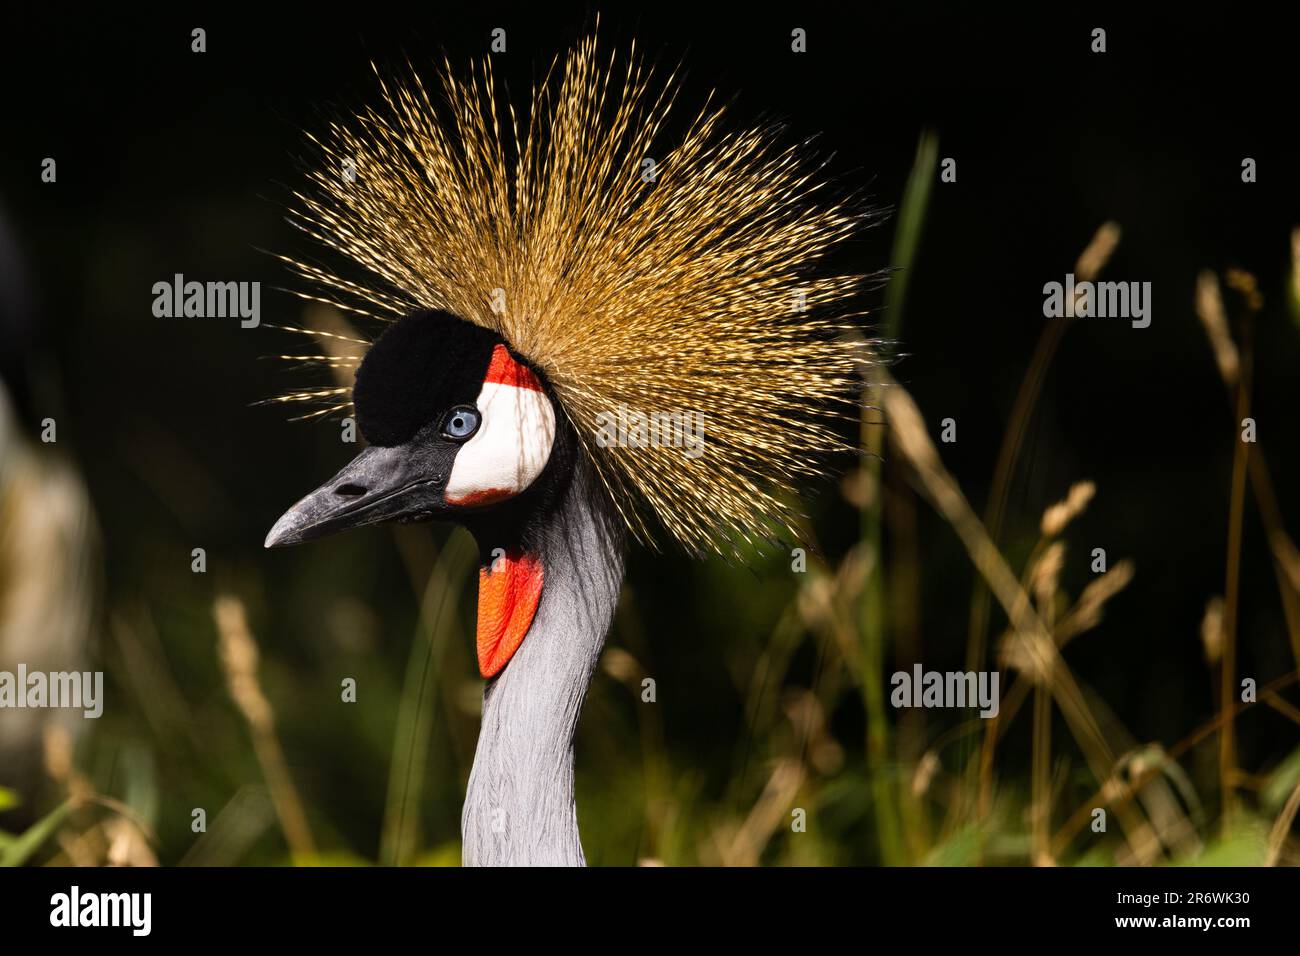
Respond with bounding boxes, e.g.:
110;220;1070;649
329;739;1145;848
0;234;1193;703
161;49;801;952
0;800;72;867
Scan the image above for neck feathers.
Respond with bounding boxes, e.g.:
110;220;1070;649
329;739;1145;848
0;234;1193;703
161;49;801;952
461;454;624;866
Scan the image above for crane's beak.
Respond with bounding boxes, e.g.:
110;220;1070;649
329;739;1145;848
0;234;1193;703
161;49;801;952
264;443;451;548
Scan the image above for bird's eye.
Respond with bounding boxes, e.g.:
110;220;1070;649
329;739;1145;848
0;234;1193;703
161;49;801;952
441;405;481;441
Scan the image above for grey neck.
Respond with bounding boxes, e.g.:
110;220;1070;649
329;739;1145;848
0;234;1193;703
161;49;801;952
461;457;625;866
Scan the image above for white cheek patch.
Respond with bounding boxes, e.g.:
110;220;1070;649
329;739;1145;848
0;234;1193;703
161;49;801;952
445;346;555;507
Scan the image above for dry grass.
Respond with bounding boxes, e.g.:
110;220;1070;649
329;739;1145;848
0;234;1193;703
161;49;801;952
213;595;318;861
768;222;1300;867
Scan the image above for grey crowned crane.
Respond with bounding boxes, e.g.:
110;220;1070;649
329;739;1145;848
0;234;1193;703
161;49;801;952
265;33;875;866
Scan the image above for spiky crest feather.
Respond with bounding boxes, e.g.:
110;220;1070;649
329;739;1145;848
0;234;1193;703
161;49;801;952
274;31;876;557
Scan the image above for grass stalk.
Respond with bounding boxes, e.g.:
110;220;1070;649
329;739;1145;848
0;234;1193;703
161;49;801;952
213;595;318;862
860;129;938;864
380;528;476;865
1218;306;1253;831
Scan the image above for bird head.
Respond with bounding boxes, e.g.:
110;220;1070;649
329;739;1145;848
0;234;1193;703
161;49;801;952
265;308;560;549
266;308;567;678
264;33;876;676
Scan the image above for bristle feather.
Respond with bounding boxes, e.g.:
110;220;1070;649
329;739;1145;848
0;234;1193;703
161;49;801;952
279;32;878;555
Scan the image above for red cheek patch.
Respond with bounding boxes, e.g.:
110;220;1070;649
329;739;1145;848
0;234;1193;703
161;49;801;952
476;548;544;678
483;344;544;391
445;487;512;507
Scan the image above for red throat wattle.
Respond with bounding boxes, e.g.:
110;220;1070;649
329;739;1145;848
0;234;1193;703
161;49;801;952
476;548;544;677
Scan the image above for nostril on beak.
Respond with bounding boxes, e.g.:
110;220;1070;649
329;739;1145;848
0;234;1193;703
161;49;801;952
335;483;368;498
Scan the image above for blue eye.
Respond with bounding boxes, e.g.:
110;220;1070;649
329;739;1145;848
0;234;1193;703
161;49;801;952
442;405;481;441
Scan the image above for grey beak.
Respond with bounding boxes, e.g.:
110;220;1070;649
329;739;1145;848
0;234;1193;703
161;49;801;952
264;443;449;548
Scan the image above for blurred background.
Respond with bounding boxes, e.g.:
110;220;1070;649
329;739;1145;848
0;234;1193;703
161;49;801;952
2;6;1299;865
